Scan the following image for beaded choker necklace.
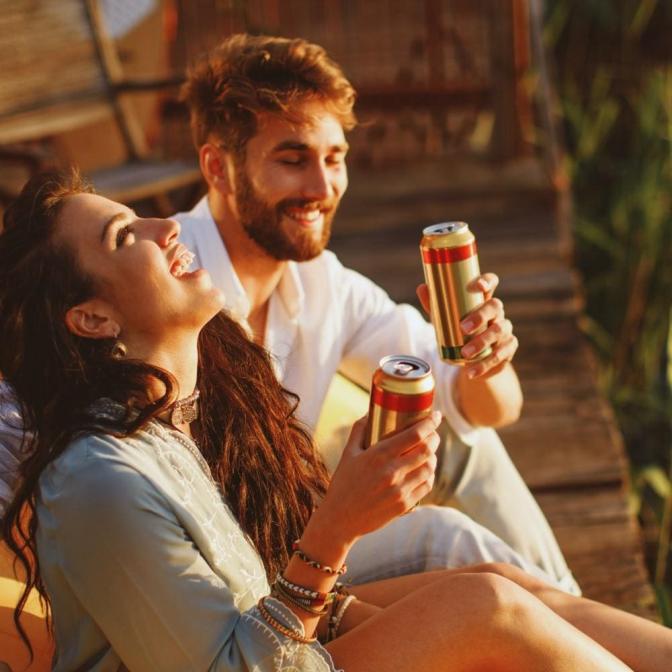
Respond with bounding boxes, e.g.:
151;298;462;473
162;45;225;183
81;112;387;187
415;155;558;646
167;389;200;425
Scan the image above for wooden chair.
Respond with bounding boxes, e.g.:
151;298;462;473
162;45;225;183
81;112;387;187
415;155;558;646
0;541;52;671
0;0;201;214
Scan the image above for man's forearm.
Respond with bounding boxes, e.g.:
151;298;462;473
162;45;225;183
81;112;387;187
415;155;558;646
456;363;523;427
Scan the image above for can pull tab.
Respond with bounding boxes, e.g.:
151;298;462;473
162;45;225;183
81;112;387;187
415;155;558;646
393;361;419;376
438;224;458;233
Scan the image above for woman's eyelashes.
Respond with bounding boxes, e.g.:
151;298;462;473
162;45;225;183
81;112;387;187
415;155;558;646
115;224;135;248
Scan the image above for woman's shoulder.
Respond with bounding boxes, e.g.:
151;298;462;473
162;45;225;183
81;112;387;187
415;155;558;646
49;426;158;478
37;424;177;525
38;421;222;532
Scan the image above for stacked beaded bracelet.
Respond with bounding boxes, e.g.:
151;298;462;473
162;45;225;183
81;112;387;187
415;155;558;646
272;581;331;616
257;596;317;644
275;573;337;609
292;540;348;576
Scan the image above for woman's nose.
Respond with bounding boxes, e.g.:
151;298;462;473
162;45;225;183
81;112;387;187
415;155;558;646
151;217;181;247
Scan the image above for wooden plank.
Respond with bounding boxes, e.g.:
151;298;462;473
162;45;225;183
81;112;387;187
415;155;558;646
537;488;657;618
90;160;201;203
0;100;111;144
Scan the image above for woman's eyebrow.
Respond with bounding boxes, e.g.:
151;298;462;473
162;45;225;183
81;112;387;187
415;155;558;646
100;212;131;243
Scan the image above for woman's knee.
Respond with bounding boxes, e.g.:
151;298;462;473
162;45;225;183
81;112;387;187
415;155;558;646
436;571;541;633
467;561;551;593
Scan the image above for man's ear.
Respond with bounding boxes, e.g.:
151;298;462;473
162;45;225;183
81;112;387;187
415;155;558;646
64;300;121;340
200;142;235;195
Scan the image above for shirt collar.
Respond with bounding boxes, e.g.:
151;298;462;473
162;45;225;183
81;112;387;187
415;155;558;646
197;196;305;324
192;196;250;323
275;258;304;322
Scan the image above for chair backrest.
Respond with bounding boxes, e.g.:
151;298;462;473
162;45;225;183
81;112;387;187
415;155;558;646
0;0;147;156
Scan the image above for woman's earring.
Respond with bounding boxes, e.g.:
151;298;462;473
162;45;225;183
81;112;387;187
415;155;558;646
111;340;127;359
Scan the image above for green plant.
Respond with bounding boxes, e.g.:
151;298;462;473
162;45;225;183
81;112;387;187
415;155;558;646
545;0;672;622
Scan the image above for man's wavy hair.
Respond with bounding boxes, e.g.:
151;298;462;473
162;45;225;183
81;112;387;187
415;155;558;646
181;33;357;153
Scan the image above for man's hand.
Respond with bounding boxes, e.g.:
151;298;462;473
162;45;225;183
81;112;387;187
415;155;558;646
417;274;522;427
416;272;518;379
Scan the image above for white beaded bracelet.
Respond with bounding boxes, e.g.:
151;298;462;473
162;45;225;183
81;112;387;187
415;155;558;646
328;594;356;641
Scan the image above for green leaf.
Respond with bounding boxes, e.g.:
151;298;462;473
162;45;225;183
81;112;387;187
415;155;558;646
639;466;672;500
628;488;642;516
629;0;660;39
573;218;624;260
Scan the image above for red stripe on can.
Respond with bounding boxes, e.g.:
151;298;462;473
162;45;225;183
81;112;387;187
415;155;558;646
372;387;434;412
422;242;477;264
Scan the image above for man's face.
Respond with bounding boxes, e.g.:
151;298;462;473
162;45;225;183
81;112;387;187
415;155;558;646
232;101;349;261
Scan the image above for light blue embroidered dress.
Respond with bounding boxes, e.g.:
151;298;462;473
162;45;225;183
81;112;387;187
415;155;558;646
36;412;338;671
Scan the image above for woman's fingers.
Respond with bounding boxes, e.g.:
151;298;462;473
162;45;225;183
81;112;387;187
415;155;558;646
342;415;369;455
373;411;441;460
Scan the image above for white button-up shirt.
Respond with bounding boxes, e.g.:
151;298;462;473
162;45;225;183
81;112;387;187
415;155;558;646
175;197;477;443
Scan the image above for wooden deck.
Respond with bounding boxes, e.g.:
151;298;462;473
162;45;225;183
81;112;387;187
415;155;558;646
329;157;658;619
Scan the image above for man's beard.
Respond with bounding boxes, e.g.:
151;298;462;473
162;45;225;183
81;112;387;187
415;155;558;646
234;164;338;262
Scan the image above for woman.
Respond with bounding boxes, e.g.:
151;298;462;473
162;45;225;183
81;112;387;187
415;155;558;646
0;170;669;672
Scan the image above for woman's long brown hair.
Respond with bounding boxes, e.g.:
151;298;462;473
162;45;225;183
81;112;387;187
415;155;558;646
0;170;329;657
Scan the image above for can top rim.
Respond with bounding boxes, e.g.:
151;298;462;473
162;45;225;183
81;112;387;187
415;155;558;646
379;355;432;379
422;222;469;236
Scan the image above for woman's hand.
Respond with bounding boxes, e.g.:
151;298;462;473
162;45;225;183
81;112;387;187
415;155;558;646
307;411;441;551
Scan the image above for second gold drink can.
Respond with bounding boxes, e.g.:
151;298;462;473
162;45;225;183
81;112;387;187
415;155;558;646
420;222;492;365
364;355;435;448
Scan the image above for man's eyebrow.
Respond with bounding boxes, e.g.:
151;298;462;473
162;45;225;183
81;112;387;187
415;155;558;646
100;212;130;243
272;141;309;153
271;140;349;153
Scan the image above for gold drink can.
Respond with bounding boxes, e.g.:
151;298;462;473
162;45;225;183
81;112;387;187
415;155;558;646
364;355;435;448
420;222;492;365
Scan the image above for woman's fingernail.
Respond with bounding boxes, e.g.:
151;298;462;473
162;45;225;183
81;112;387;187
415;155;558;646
461;319;475;333
467;368;478;379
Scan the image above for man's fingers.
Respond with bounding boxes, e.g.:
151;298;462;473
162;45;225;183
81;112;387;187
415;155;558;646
461;318;513;359
460;297;504;335
466;272;499;298
416;283;430;315
464;335;519;379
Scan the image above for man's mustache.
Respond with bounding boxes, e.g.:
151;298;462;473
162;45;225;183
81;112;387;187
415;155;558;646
276;198;339;215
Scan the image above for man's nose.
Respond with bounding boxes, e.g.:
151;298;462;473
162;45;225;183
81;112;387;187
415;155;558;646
302;162;333;201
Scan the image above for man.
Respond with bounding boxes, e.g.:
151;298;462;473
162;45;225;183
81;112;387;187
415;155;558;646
174;34;579;593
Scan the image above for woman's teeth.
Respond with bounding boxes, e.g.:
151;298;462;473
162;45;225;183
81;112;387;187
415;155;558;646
171;250;195;277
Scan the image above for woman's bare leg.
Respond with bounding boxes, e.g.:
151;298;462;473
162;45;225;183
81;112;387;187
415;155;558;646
327;572;631;672
348;564;672;672
483;563;672;672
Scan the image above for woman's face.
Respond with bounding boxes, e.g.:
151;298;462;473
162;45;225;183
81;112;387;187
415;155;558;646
56;192;223;342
